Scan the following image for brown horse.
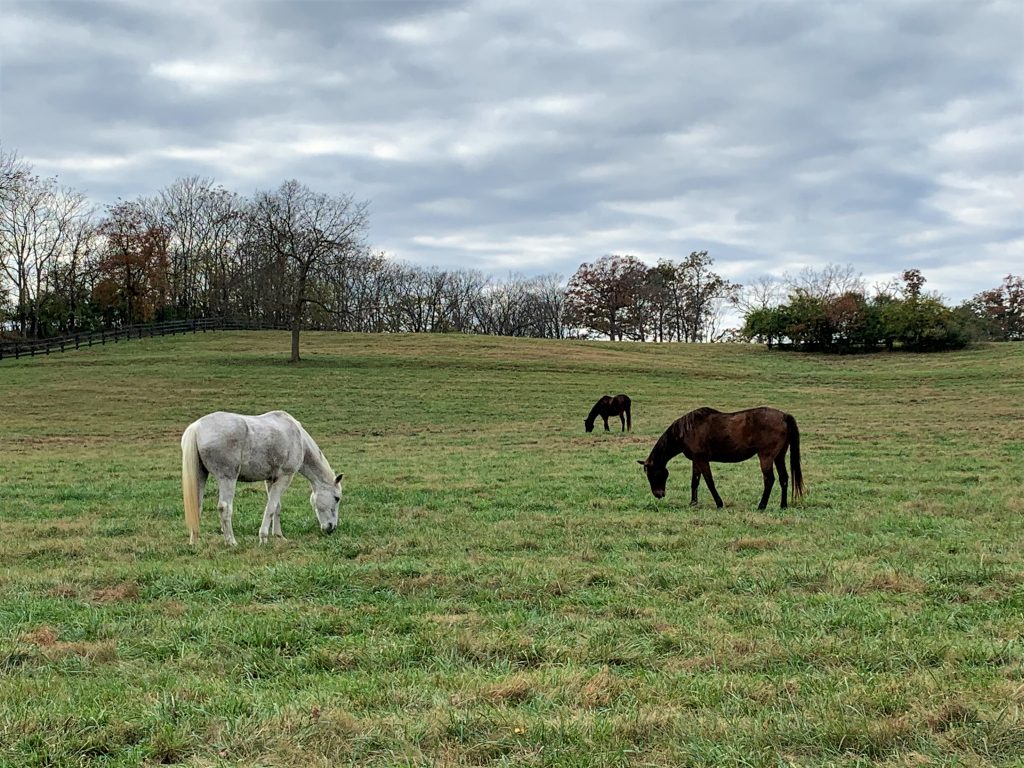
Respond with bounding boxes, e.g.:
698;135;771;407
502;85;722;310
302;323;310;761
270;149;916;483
585;394;632;433
639;406;803;509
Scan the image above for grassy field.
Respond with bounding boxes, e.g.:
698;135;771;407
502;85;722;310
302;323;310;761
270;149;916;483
1;332;1022;767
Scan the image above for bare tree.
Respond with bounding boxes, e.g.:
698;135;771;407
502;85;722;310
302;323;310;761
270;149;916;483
526;273;567;339
675;251;740;342
157;177;243;317
736;274;785;314
784;263;864;301
248;180;369;362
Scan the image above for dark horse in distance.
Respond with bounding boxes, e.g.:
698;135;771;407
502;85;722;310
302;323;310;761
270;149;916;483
639;406;803;509
585;394;632;433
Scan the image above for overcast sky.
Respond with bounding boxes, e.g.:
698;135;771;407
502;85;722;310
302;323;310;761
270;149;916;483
2;0;1022;302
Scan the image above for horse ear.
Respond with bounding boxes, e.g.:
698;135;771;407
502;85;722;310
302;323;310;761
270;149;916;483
637;460;645;465
334;473;344;484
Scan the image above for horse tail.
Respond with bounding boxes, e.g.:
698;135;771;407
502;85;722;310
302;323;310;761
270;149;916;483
786;413;804;500
626;399;632;431
181;421;203;544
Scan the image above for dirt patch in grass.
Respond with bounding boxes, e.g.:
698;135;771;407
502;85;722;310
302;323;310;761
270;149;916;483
578;665;623;708
47;583;80;599
161;600;188;617
922;699;978;733
21;625;60;646
728;537;777;552
426;613;475;626
473;679;532;708
21;626;117;662
90;580;140;603
864;572;927;594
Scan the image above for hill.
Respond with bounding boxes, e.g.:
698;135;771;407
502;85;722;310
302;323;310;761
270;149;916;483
2;333;1022;766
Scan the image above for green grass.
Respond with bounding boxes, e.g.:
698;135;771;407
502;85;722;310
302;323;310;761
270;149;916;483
1;333;1022;767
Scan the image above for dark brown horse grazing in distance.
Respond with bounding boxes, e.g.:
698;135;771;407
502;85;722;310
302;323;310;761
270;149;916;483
639;407;804;509
585;394;632;433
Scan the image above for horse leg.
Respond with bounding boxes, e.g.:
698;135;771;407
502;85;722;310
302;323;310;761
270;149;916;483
215;476;238;546
775;453;789;509
698;461;724;508
271;476;293;540
757;453;775;510
603;415;610;431
619;411;626;431
690;463;701;506
259;476;293;544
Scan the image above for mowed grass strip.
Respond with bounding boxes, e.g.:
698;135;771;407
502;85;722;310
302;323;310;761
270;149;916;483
1;333;1022;767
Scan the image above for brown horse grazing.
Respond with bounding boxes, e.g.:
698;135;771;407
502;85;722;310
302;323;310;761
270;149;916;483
585;394;632;433
639;406;804;509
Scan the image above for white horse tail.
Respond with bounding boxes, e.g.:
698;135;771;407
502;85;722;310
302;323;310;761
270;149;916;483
181;421;203;544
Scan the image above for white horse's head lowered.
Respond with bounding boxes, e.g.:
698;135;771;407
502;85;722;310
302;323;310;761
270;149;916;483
181;410;345;545
311;473;344;534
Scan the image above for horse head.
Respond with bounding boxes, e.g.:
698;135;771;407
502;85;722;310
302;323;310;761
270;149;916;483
638;460;668;499
310;473;344;534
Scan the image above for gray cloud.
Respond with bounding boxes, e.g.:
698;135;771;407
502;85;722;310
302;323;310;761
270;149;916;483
2;0;1021;301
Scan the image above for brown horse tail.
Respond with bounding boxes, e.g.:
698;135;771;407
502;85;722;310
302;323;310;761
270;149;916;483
786;414;804;499
626;400;632;431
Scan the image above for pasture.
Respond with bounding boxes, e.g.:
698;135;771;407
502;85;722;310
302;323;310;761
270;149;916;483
1;333;1022;767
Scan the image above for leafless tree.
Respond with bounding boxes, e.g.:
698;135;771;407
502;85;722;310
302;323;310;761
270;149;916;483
784;263;864;301
736;274;785;314
247;180;369;361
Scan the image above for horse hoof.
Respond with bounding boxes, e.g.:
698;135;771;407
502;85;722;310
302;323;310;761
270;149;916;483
689;501;698;507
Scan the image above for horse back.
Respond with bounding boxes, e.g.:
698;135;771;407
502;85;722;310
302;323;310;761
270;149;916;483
195;411;305;481
683;407;789;462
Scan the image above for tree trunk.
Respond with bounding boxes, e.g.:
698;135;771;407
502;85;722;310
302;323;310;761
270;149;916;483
290;321;301;363
290;271;307;363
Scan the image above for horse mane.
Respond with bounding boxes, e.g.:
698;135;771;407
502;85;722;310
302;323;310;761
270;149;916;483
646;428;675;465
673;407;720;438
585;397;607;424
295;421;335;484
647;407;721;465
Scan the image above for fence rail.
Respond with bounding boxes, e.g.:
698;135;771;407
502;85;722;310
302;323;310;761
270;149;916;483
0;318;282;362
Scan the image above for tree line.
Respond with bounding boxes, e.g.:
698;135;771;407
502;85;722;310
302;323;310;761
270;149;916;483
1;149;572;360
3;145;1019;359
1;146;740;358
740;265;1023;353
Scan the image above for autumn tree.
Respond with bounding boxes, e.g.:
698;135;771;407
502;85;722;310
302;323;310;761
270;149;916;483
95;201;171;325
565;254;647;340
962;274;1024;341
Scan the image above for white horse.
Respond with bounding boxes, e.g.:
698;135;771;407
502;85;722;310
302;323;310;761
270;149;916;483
181;410;343;546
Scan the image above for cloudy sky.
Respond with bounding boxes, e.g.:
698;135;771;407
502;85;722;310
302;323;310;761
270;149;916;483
2;0;1022;301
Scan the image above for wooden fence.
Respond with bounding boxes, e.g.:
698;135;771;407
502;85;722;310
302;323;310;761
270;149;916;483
0;318;280;362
